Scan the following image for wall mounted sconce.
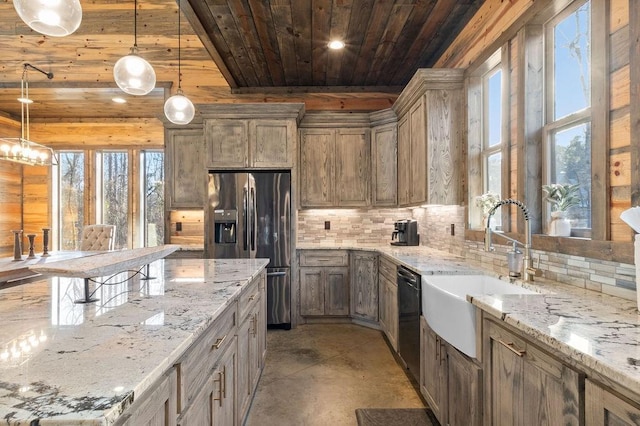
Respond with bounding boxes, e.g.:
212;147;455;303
0;64;57;167
13;0;82;37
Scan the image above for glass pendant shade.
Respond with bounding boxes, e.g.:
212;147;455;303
14;0;82;37
164;91;195;125
113;48;156;96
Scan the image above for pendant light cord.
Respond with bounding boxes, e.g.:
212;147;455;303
178;0;182;90
133;0;138;48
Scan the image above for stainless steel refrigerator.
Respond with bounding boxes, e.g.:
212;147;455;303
206;171;291;328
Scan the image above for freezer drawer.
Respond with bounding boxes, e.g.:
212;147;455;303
266;267;291;328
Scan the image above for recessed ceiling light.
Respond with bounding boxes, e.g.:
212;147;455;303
112;97;127;104
328;40;345;50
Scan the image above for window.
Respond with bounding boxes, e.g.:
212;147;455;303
468;49;506;229
141;151;164;247
544;0;591;233
56;151;85;250
99;151;129;249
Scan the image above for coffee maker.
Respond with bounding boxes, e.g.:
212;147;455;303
391;219;419;246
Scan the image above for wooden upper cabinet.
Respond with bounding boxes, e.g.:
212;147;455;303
371;120;398;206
427;89;463;205
205;119;248;168
299;128;335;207
335;128;371;207
200;104;304;170
409;97;427;204
393;69;464;207
165;128;205;209
250;119;295;168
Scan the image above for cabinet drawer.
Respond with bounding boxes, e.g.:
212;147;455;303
239;274;262;321
299;250;349;267
177;302;237;413
379;255;397;283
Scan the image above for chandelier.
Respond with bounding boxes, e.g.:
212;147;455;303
0;64;57;166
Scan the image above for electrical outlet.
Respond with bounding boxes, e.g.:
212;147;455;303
324;221;331;230
450;224;455;236
176;222;182;232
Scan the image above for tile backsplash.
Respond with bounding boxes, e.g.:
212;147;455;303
297;208;412;245
298;205;637;300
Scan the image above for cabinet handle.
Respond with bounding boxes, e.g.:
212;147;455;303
498;339;526;357
213;370;223;407
211;335;227;351
249;294;256;301
252;313;258;336
221;365;227;400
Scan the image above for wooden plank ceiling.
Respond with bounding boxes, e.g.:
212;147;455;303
0;0;483;120
183;0;484;91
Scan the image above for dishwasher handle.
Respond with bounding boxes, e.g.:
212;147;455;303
397;268;419;285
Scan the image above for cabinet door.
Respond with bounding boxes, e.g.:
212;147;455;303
212;338;236;426
179;375;213;426
378;275;388;333
300;267;325;316
447;344;481;426
118;369;177;426
484;320;582;426
205;119;248;168
420;316;447;425
397;114;411;206
325;267;350;316
387;279;398;351
249;119;294;168
372;123;397;206
409;96;427;204
426;89;462;205
166;129;205;209
299;129;335;207
586;379;640;426
335;128;371;207
237;314;252;422
350;252;378;321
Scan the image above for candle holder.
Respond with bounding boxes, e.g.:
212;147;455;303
12;230;23;261
42;228;50;256
27;234;36;259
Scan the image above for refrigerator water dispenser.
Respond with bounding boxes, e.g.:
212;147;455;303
214;210;237;244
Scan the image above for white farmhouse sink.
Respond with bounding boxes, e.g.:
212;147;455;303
421;274;537;358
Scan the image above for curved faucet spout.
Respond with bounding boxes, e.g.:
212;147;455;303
484;198;539;281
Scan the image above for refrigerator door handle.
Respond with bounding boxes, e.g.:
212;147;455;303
250;186;256;251
242;187;248;251
266;271;287;277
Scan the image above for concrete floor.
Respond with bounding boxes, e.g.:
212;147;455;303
245;324;426;426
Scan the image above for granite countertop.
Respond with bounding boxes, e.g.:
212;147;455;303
296;243;477;275
298;242;640;397
0;257;269;425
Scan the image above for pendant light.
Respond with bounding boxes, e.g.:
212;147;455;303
113;0;156;96
13;0;82;37
164;0;195;125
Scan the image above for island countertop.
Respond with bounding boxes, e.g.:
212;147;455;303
0;257;269;425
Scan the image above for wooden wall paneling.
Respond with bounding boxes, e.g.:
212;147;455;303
611;185;632;242
22;165;50;252
611;65;630;111
610;26;629;72
630;0;640;212
610;108;631;150
516;25;544;235
591;0;610;241
610;0;629;33
0;162;22;256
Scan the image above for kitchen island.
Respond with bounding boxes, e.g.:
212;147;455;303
0;257;268;425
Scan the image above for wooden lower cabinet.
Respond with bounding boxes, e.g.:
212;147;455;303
586;379;640;426
379;276;398;350
237;295;265;421
420;316;481;426
350;252;378;322
116;369;178;426
483;318;583;426
420;316;448;423
300;266;350;316
178;336;237;426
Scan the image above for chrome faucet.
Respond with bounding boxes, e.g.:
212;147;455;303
484;199;540;281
